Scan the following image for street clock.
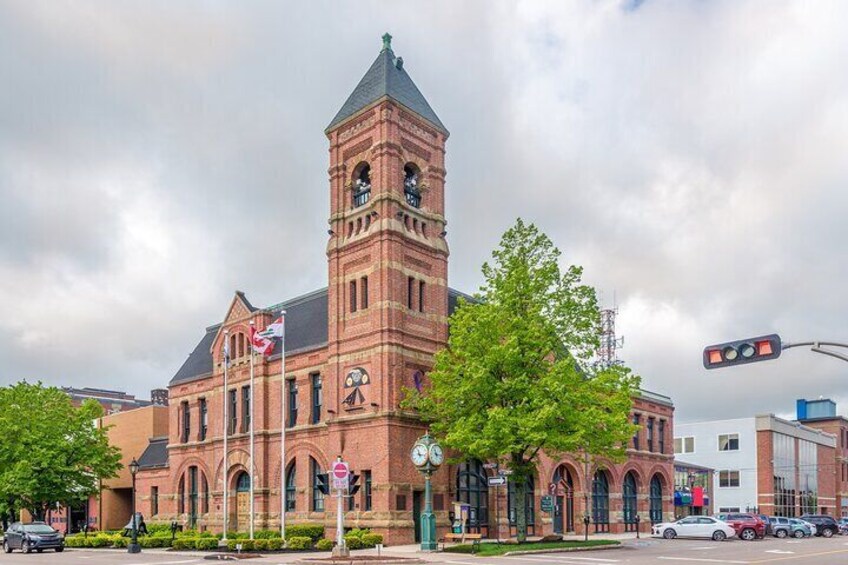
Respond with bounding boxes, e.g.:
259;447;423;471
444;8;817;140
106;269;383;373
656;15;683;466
410;433;442;472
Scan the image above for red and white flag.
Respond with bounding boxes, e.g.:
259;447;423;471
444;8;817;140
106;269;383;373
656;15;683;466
259;316;284;340
250;326;275;356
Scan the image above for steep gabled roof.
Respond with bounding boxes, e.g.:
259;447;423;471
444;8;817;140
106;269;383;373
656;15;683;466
326;34;447;135
138;436;169;469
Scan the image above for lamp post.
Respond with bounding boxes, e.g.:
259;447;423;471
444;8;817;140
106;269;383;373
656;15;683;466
128;458;141;554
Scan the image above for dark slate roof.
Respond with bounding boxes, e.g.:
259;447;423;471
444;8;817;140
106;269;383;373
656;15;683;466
169;286;470;386
326;39;447;135
138;437;169;469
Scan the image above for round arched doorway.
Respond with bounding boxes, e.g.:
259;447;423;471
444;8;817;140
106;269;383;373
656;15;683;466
235;472;251;532
551;465;575;533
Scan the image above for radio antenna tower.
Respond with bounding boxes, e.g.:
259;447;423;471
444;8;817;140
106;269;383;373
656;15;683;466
597;298;624;368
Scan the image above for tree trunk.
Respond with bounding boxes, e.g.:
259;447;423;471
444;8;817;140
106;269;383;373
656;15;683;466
515;478;527;543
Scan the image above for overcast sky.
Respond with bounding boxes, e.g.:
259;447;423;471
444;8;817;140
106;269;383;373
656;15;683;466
2;0;847;423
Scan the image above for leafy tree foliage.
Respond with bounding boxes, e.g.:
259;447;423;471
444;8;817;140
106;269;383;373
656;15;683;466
407;219;639;541
0;382;122;521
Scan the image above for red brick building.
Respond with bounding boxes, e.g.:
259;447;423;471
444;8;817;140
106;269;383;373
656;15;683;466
133;35;675;543
796;398;848;517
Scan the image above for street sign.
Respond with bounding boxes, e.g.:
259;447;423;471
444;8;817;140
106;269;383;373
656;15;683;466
541;495;554;513
498;469;513;476
487;476;507;487
548;482;557;494
332;461;350;490
482;463;499;470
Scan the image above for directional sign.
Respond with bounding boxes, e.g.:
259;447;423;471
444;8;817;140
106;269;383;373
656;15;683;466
487;476;507;487
332;461;349;490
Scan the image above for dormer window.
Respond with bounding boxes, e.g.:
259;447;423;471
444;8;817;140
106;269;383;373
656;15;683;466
404;164;421;208
353;163;371;208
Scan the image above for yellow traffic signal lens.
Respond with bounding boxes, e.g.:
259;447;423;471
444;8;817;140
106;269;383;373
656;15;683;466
723;346;738;361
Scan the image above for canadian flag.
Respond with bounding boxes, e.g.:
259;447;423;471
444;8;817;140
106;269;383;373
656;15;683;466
258;316;284;339
250;326;275;356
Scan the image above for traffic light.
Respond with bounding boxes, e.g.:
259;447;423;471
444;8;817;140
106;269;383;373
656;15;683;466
349;472;361;496
703;334;782;369
316;472;329;495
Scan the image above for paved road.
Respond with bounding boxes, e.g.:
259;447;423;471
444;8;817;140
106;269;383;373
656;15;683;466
6;536;848;564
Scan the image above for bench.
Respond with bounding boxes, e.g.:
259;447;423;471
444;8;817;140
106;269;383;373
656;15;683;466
439;532;483;552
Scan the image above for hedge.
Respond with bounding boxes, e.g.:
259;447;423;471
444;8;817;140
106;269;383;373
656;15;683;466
227;539;254;552
172;538;197;550
362;533;383;548
139;536;172;548
267;538;283;551
286;523;325;542
316;538;334;551
286;536;312;551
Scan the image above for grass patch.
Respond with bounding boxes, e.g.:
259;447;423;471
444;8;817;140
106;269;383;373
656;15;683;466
444;539;619;557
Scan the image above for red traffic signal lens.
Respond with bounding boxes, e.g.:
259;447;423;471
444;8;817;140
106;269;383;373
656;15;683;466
708;349;723;364
757;340;773;355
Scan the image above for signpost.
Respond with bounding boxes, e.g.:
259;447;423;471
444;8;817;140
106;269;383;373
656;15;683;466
487;476;507;487
332;461;350;490
332;458;349;558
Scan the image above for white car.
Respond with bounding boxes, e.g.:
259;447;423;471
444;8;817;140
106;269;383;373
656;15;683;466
653;516;737;541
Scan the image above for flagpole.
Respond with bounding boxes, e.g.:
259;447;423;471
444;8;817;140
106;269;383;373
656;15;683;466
222;330;229;541
280;310;287;541
249;321;256;541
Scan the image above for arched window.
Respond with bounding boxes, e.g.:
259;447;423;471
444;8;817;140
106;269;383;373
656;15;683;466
456;460;489;535
188;466;198;528
650;475;663;524
403;163;421;208
592;470;610;533
552;465;575;533
230;334;237;360
285;461;297;512
507;475;535;536
201;472;209;514
311;457;325;512
353;163;371;207
177;475;185;514
623;472;638;532
236;471;251;492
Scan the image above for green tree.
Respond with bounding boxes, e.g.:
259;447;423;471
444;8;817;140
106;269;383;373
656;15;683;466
0;382;122;521
406;219;639;542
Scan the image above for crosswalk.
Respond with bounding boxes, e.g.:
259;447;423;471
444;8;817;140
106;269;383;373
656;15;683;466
444;555;622;565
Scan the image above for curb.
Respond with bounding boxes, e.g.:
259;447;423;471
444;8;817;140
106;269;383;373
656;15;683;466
501;543;621;557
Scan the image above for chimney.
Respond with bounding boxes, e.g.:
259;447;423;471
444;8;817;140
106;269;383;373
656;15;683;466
151;389;169;406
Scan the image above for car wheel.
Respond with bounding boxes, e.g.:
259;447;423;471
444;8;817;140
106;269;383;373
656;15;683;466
776;529;788;538
740;528;756;541
823;527;834;538
663;528;677;540
2;540;11;553
712;530;727;541
794;529;805;539
56;547;64;553
21;540;31;554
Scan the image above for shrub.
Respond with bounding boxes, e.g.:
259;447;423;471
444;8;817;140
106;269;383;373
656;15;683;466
227;539;254;551
361;533;383;548
146;523;171;535
286;536;312;551
178;529;200;538
344;534;363;550
220;531;249;540
112;536;129;548
316;538;334;551
88;534;112;548
255;529;279;539
172;537;198;550
267;538;283;551
252;539;268;551
64;535;84;548
286;523;325;542
195;537;219;550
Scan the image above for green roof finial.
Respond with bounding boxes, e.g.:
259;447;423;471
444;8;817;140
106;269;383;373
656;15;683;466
382;32;393;52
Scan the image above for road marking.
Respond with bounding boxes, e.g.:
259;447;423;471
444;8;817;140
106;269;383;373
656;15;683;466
657;558;749;564
749;548;848;562
764;550;794;554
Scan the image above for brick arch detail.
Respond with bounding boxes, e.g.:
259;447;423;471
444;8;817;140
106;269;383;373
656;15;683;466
212;448;260;491
272;441;331;494
590;459;619;492
172;457;214;493
545;459;584;494
646;465;673;491
618;464;647;491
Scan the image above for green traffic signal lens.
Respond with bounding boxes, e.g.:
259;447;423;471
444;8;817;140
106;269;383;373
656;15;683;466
723;346;738;361
740;343;756;358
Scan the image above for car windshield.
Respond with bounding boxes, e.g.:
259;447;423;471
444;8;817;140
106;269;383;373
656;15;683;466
23;524;56;534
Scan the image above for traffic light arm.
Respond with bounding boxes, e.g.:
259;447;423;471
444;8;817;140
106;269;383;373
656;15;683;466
782;341;848;364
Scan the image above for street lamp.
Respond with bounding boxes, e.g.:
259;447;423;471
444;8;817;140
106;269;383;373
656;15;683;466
128;457;141;554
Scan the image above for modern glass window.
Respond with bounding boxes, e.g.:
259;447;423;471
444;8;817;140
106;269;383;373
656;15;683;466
407;277;415;309
151;486;159;516
718;433;739;451
181;401;190;443
311;457;325;512
311;373;322;424
229;389;237;434
674;437;695;454
287;380;298;428
799;438;818;515
592;471;610;532
632;414;641;450
658;420;665;454
350;280;357;313
773;432;796;516
623;472;638;532
199;398;207;441
285;462;296;512
361;276;368;309
649;475;663;523
719;470;741;487
647;417;655;452
241;385;250;433
456;460;489;535
419;281;425;312
363;470;372;511
507;475;536;536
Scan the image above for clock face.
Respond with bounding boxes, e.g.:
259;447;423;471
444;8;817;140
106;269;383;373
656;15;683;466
411;444;429;466
428;444;444;466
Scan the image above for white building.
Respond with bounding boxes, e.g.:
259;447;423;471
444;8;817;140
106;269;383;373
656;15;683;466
675;415;836;516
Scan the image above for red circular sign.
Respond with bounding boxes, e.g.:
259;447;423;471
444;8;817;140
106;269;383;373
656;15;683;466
332;462;349;479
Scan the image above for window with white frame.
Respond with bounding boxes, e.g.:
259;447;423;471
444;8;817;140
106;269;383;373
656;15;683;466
719;470;740;487
674;436;695;454
718;433;739;451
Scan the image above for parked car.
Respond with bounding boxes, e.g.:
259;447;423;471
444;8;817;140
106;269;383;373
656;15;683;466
716;513;766;540
2;522;64;553
770;516;811;538
787;518;814;537
653;516;737;541
837;517;848;535
800;515;839;538
758;515;773;535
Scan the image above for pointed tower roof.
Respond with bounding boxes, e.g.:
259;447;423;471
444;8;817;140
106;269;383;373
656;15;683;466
326;33;447;135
